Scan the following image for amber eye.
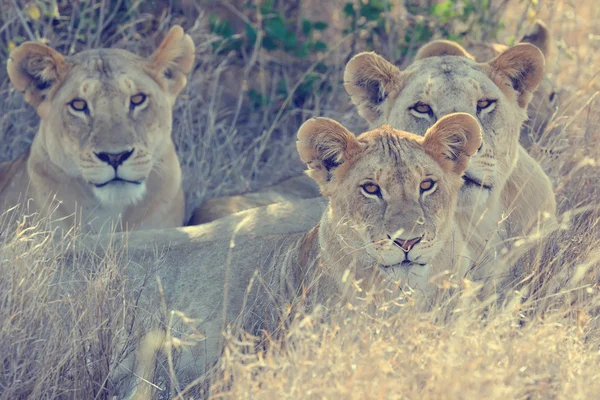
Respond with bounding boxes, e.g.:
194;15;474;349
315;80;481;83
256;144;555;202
69;99;88;112
130;93;147;107
412;102;432;114
477;99;496;111
361;183;381;197
420;179;436;193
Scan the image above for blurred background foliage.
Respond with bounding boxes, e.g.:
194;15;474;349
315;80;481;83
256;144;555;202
0;0;521;115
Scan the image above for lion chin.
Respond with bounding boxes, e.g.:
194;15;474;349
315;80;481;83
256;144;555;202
92;180;147;206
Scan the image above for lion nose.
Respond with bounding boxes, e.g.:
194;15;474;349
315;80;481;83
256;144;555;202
95;149;134;169
393;236;422;252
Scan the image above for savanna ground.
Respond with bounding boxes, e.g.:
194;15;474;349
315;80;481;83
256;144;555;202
1;0;600;398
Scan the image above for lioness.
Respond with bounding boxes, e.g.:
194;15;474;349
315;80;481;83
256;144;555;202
103;112;481;396
0;26;194;233
425;20;558;149
190;20;557;226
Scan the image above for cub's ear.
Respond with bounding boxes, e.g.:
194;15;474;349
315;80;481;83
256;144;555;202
344;52;403;124
148;25;195;97
414;40;475;61
519;20;551;59
7;42;69;114
488;43;545;109
296;118;362;191
422;112;482;174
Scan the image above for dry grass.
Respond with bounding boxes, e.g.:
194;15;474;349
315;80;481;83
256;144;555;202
1;0;600;398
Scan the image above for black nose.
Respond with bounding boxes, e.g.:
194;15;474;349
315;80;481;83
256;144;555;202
95;149;134;169
393;236;422;252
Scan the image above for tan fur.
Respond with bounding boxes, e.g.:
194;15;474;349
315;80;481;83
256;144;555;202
1;26;194;233
415;40;475;60
189;175;321;225
343;42;557;279
106;114;480;397
430;20;559;148
191;21;558;225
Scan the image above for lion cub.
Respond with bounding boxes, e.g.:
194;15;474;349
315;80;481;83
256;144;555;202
299;113;482;299
0;26;194;233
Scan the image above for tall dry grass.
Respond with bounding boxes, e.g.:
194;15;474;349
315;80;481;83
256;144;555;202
1;0;600;398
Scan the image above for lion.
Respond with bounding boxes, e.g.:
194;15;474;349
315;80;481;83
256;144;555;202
94;112;481;396
190;20;557;226
0;26;194;233
425;20;559;149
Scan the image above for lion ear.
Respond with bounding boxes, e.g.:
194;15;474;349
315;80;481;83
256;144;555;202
414;40;475;61
422;113;482;174
7;42;69;115
148;25;195;97
296;118;362;191
488;43;545;109
519;20;551;59
344;52;403;125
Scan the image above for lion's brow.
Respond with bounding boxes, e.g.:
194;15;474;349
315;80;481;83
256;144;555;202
92;52;113;78
378;134;411;165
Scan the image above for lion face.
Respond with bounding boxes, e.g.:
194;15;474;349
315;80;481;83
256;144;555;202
344;42;544;211
296;113;481;278
7;27;194;207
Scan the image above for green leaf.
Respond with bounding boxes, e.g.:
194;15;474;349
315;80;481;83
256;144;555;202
262;36;278;51
360;3;385;21
245;23;257;45
313;41;327;52
343;2;355;17
296;43;310;58
315;62;328;74
283;31;298;51
313;21;328;31
302;19;312;36
264;16;287;40
259;0;275;14
276;79;288;96
431;0;453;18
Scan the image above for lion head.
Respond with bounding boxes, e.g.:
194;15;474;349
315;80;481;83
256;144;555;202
7;26;194;207
462;20;559;148
296;113;481;288
343;42;544;212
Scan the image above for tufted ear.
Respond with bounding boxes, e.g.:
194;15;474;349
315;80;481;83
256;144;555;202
344;52;403;124
422;113;482;174
296;118;362;191
487;43;545;109
414;40;475;61
7;42;69;116
148;25;195;97
519;20;551;58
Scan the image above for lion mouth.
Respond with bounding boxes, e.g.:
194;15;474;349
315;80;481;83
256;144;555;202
462;174;493;191
381;260;427;269
94;177;142;188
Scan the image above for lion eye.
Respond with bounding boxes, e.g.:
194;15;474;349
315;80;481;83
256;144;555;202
69;99;88;112
130;93;147;107
420;179;436;193
361;183;381;197
412;102;432;114
477;99;496;111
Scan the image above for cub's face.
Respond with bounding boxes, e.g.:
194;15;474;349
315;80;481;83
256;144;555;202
8;26;195;206
296;113;481;276
344;42;545;210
